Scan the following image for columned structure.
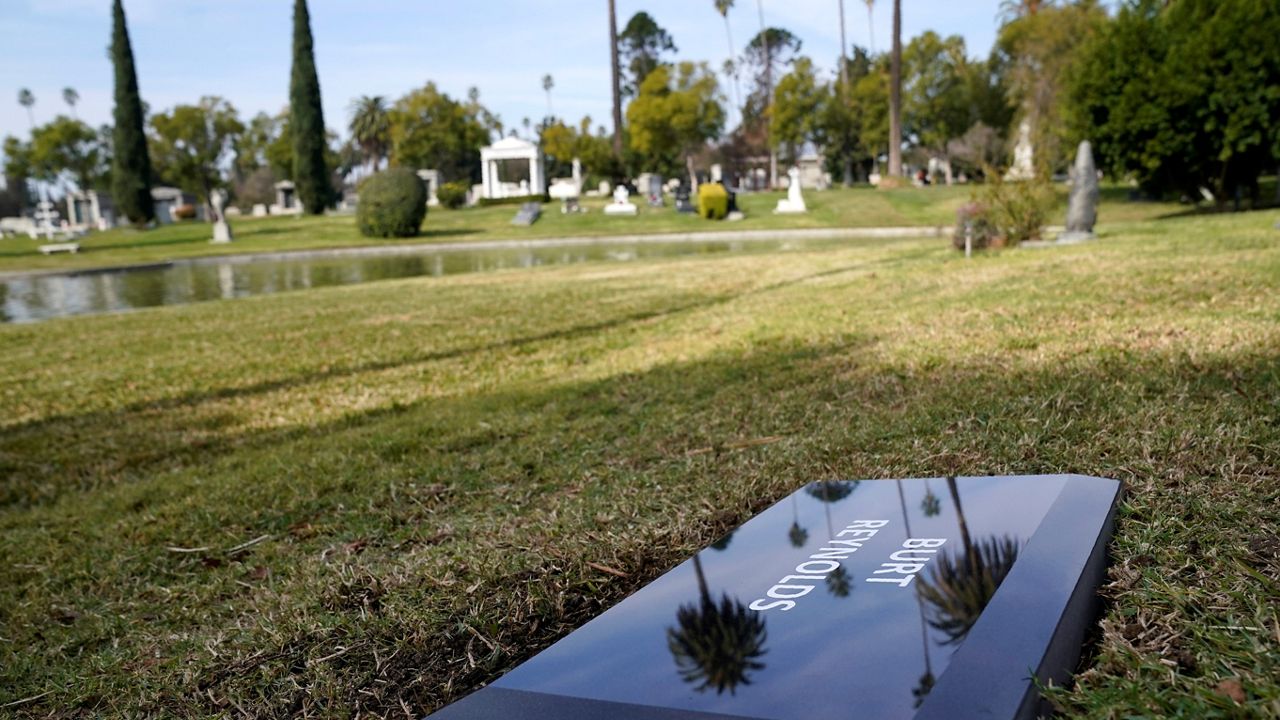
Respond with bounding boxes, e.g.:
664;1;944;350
479;137;545;200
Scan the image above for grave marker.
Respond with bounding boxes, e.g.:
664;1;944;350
428;475;1122;720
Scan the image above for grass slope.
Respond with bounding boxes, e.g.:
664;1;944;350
0;185;1184;274
1;210;1278;717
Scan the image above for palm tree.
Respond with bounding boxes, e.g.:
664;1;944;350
888;0;903;177
608;0;623;158
915;477;1021;645
522;117;532;140
17;88;35;129
62;87;79;119
713;0;742;126
347;95;390;175
667;553;768;694
542;74;555;119
838;0;849;88
755;0;777;187
865;0;876;52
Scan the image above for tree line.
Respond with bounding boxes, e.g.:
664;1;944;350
2;0;1277;222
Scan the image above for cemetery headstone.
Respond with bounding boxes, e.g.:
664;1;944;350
210;189;234;243
428;474;1122;720
726;191;744;222
774;167;808;214
511;202;542;226
604;185;638;216
647;174;665;207
674;185;696;214
1058;141;1099;244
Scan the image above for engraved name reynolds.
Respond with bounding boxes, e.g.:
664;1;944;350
749;520;948;611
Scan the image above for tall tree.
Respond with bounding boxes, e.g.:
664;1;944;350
888;0;903;176
1069;0;1280;204
388;82;498;183
865;0;876;52
348;95;390;174
771;57;825;163
289;0;330;214
150;97;244;215
542;74;555;118
29;116;108;192
903;32;971;183
17;89;35;129
743;26;800;185
62;88;79;119
110;0;154;224
619;12;678;96
627;62;725;188
999;0;1107;172
2;136;33;214
608;0;624;159
713;0;742;122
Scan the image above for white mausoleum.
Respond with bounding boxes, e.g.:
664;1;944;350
480;137;545;200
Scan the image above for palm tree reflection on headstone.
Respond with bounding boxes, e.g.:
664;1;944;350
915;477;1021;645
667;554;768;695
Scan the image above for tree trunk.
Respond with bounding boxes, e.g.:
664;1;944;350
608;0;623;159
888;0;903;177
687;154;699;192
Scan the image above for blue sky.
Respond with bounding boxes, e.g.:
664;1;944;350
1;0;1014;144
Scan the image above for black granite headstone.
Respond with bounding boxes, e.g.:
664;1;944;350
674;186;696;214
427;475;1122;720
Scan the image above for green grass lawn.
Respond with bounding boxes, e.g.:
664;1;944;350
0;184;1185;274
2;209;1278;716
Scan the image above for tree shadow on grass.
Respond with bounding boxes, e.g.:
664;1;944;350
0;261;881;508
3;323;1278;716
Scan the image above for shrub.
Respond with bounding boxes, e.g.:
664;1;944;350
357;168;427;238
697;183;728;220
173;203;197;220
976;170;1056;246
436;181;469;209
952;201;997;251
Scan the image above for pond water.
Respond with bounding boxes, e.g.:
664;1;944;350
1;238;816;323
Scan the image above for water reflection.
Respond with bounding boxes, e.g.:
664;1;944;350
915;477;1021;647
1;237;815;323
493;476;1068;720
667;553;768;695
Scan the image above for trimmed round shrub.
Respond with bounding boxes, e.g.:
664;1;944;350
357;168;427;237
697;183;729;220
436;180;469;210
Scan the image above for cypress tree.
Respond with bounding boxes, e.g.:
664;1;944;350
290;0;330;214
110;0;154;224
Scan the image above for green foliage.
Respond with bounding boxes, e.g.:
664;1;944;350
388;82;499;184
619;12;678;96
627;62;725;179
771;57;826;157
28;116;108;192
951;201;997;251
289;0;330;214
697;182;729;219
348;95;390;171
150;97;244;207
356;168;426;238
109;0;154;224
997;1;1107;171
436;180;469;209
904;32;974;157
540;116;615;182
1068;0;1280;202
742;27;803;123
976;170;1055;245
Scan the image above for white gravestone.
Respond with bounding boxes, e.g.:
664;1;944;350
210;189;233;244
1005;120;1035;181
604;185;638;216
774;167;808;214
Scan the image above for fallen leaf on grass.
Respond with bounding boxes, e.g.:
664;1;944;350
1215;679;1246;704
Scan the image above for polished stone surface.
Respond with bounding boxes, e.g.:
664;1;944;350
428;475;1121;720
